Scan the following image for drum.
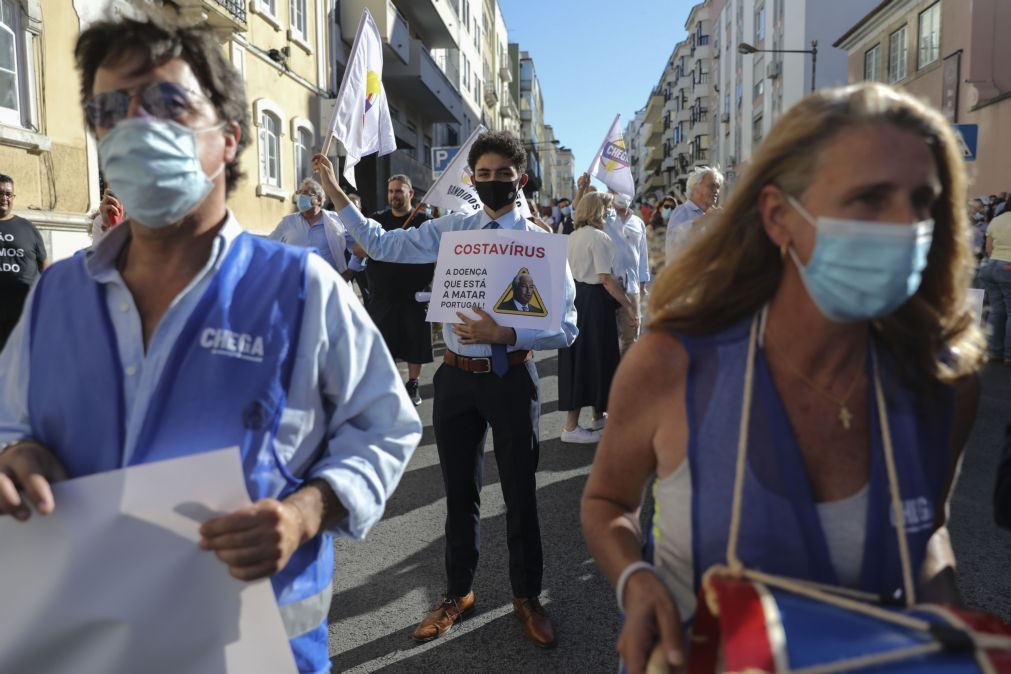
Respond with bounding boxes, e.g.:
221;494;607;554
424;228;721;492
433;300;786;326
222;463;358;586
686;570;1011;674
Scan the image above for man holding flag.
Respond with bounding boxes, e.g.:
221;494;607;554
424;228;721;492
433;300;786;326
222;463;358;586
312;131;577;649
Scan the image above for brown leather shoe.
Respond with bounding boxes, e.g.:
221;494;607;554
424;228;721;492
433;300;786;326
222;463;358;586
512;597;556;648
411;592;475;643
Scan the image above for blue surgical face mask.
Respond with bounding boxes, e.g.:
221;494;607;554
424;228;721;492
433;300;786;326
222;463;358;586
98;117;224;229
561;206;572;216
785;194;934;322
662;207;672;219
296;194;315;213
606;208;617;221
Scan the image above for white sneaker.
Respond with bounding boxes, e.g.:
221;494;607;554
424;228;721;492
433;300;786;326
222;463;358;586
589;414;607;431
560;427;601;444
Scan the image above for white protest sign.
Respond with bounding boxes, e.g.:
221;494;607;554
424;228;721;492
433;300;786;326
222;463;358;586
427;229;569;332
0;448;297;674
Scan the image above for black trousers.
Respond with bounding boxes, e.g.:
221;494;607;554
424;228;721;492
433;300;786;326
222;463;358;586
432;360;543;598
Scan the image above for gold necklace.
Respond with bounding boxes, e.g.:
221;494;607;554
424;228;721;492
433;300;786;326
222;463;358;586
764;339;865;430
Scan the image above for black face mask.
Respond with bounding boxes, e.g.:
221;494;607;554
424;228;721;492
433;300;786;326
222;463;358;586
474;179;518;212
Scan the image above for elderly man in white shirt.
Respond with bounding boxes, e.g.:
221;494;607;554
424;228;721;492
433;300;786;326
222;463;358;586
665;166;723;265
269;178;351;278
605;191;651;354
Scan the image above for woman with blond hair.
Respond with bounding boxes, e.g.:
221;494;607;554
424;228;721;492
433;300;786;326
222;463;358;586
581;83;984;672
558;191;638;443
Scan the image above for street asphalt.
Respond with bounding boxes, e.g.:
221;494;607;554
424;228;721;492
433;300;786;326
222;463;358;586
327;345;1011;673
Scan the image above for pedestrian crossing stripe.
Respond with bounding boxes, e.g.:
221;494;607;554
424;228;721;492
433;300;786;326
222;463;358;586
494;267;548;317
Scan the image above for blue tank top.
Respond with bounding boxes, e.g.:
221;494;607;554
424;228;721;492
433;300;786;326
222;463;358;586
681;314;953;602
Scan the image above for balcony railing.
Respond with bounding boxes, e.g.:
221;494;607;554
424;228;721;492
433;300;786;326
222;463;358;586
213;0;245;22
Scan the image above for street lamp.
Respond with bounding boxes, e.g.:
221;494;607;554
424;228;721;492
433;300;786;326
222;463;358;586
525;140;561;149
738;40;818;93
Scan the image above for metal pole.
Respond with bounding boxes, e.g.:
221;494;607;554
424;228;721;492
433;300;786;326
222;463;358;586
811;40;818;93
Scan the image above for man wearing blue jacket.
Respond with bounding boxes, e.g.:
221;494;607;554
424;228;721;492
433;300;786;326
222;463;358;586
0;17;420;674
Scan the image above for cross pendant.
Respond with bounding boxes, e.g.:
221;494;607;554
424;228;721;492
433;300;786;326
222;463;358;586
839;405;853;430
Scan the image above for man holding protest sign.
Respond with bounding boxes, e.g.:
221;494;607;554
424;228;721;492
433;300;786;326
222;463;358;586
313;131;577;649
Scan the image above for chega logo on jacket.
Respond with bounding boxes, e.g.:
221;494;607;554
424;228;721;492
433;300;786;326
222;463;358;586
200;328;265;363
888;496;935;534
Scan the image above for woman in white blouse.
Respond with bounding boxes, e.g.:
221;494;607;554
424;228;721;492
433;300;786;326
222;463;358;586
558;191;638;443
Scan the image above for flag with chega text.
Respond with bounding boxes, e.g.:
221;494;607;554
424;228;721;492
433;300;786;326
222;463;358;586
420;125;534;219
325;8;395;188
588;113;635;199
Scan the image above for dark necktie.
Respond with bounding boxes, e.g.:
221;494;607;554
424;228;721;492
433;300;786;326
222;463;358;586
483;220;509;376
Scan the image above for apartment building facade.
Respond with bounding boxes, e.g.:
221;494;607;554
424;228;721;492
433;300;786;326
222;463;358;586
479;0;519;134
3;0;94;259
627;0;716;200
836;0;1011;195
709;0;877;189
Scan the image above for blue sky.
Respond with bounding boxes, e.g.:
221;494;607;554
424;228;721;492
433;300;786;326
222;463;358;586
498;0;696;184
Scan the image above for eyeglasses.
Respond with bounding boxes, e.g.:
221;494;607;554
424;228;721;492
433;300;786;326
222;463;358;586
84;81;201;129
0;191;13;200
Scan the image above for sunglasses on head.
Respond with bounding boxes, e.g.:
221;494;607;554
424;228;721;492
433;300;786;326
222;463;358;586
84;80;201;129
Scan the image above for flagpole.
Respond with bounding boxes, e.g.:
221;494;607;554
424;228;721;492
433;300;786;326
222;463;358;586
401;201;424;229
319;9;370;162
586;112;621;175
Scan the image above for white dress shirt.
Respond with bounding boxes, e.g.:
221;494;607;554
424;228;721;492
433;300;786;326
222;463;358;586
0;214;421;540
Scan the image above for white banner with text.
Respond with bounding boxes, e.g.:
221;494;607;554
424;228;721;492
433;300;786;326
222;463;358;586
426;229;569;333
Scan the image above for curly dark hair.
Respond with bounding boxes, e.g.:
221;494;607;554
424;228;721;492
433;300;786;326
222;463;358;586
467;131;527;175
75;16;250;195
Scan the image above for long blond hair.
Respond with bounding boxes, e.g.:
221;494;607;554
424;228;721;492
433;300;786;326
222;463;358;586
648;83;982;384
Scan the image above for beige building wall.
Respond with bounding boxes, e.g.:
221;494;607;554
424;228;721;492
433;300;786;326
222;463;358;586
4;0;334;257
3;0;94;260
227;0;331;234
838;0;1011;195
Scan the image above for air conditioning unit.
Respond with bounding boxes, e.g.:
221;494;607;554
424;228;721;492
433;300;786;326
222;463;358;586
721;112;730;124
767;61;783;79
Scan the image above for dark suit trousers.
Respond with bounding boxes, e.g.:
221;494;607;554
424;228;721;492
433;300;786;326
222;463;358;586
432;359;543;598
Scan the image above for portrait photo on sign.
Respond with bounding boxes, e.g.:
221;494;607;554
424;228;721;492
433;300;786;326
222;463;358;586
494;268;548;317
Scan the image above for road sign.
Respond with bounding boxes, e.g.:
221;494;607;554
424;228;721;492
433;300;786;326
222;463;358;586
432;146;462;179
953;123;978;161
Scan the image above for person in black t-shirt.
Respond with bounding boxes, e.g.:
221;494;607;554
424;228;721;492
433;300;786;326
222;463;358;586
367;174;434;406
0;174;47;350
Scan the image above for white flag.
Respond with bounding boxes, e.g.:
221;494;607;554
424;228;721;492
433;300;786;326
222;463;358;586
420;125;487;215
325;8;396;189
588;113;635;199
420;125;537;220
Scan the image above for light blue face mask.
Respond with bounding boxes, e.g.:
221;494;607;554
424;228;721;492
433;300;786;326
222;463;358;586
606;208;617;222
98;117;225;229
662;207;672;219
785;194;934;322
561;206;572;216
296;194;315;213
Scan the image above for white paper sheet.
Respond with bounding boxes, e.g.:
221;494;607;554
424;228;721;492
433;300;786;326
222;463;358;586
0;448;298;674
